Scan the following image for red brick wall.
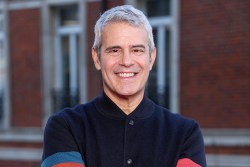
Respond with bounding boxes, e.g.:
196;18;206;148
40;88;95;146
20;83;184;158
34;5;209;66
87;1;103;100
9;8;42;127
180;0;250;128
0;161;40;167
206;146;250;155
86;0;125;100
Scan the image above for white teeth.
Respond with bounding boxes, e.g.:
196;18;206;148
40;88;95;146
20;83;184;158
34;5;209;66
118;73;135;77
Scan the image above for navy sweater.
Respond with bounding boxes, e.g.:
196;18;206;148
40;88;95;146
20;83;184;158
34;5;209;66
42;92;206;167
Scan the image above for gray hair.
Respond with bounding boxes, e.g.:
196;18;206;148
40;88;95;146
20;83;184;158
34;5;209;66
93;5;155;54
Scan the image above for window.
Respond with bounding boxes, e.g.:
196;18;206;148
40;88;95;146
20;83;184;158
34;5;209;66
0;12;3;30
52;5;81;112
127;0;180;112
147;28;170;108
0;11;6;126
42;2;87;121
143;0;171;108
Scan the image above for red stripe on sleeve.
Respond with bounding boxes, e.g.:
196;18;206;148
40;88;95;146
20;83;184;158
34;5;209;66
177;158;201;167
53;162;85;167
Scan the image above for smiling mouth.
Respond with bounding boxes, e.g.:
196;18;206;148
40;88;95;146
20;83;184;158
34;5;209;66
117;72;136;78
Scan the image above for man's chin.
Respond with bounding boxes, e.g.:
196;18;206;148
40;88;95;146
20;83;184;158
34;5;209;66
115;90;144;98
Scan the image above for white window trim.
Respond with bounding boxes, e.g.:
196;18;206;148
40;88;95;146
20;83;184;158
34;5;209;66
54;28;80;97
7;0;82;10
126;0;180;113
78;0;88;108
203;128;250;146
0;128;43;143
0;147;42;161
57;25;81;35
203;129;250;167
149;17;172;26
45;0;80;6
169;0;180;114
155;24;167;98
206;154;250;167
7;1;41;10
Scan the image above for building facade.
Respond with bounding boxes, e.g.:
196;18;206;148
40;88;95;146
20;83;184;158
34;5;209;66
0;0;249;166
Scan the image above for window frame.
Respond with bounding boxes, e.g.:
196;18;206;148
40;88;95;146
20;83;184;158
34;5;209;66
41;1;87;125
54;12;81;111
126;0;180;113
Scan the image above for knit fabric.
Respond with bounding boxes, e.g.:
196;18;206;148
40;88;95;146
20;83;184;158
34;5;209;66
42;92;206;167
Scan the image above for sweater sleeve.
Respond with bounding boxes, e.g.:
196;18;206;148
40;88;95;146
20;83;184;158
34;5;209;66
42;112;85;167
177;121;207;167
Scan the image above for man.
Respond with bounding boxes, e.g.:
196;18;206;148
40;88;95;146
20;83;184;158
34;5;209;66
42;5;206;167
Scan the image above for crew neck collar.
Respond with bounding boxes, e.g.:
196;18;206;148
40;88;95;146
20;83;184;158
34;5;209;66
95;91;155;120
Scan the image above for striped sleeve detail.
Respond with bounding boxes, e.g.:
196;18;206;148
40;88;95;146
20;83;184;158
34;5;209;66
53;162;85;167
41;152;85;167
176;158;201;167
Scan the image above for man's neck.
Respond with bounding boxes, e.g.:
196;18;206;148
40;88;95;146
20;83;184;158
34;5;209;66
104;90;144;115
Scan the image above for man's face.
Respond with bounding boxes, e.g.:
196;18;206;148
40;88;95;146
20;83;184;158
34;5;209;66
92;22;156;99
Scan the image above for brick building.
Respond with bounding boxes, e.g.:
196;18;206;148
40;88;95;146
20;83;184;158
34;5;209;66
0;0;249;166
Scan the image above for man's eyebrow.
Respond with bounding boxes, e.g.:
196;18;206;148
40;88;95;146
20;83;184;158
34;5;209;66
105;45;146;51
131;44;146;48
105;46;121;51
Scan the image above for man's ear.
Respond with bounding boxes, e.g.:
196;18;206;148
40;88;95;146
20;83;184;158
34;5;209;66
149;47;156;70
92;48;101;70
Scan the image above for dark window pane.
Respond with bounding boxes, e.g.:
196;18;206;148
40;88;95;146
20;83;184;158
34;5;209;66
146;28;170;109
53;35;80;112
164;29;170;108
146;0;170;17
0;12;3;31
60;5;78;26
0;91;3;122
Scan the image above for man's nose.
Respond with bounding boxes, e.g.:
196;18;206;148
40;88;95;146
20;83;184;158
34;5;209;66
121;50;133;67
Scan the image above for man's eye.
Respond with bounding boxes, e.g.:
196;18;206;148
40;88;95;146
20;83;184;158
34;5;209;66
134;49;143;52
106;49;121;56
110;49;118;53
133;49;144;55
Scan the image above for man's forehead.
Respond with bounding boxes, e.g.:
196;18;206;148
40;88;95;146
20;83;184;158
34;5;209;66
100;22;149;49
102;22;146;34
